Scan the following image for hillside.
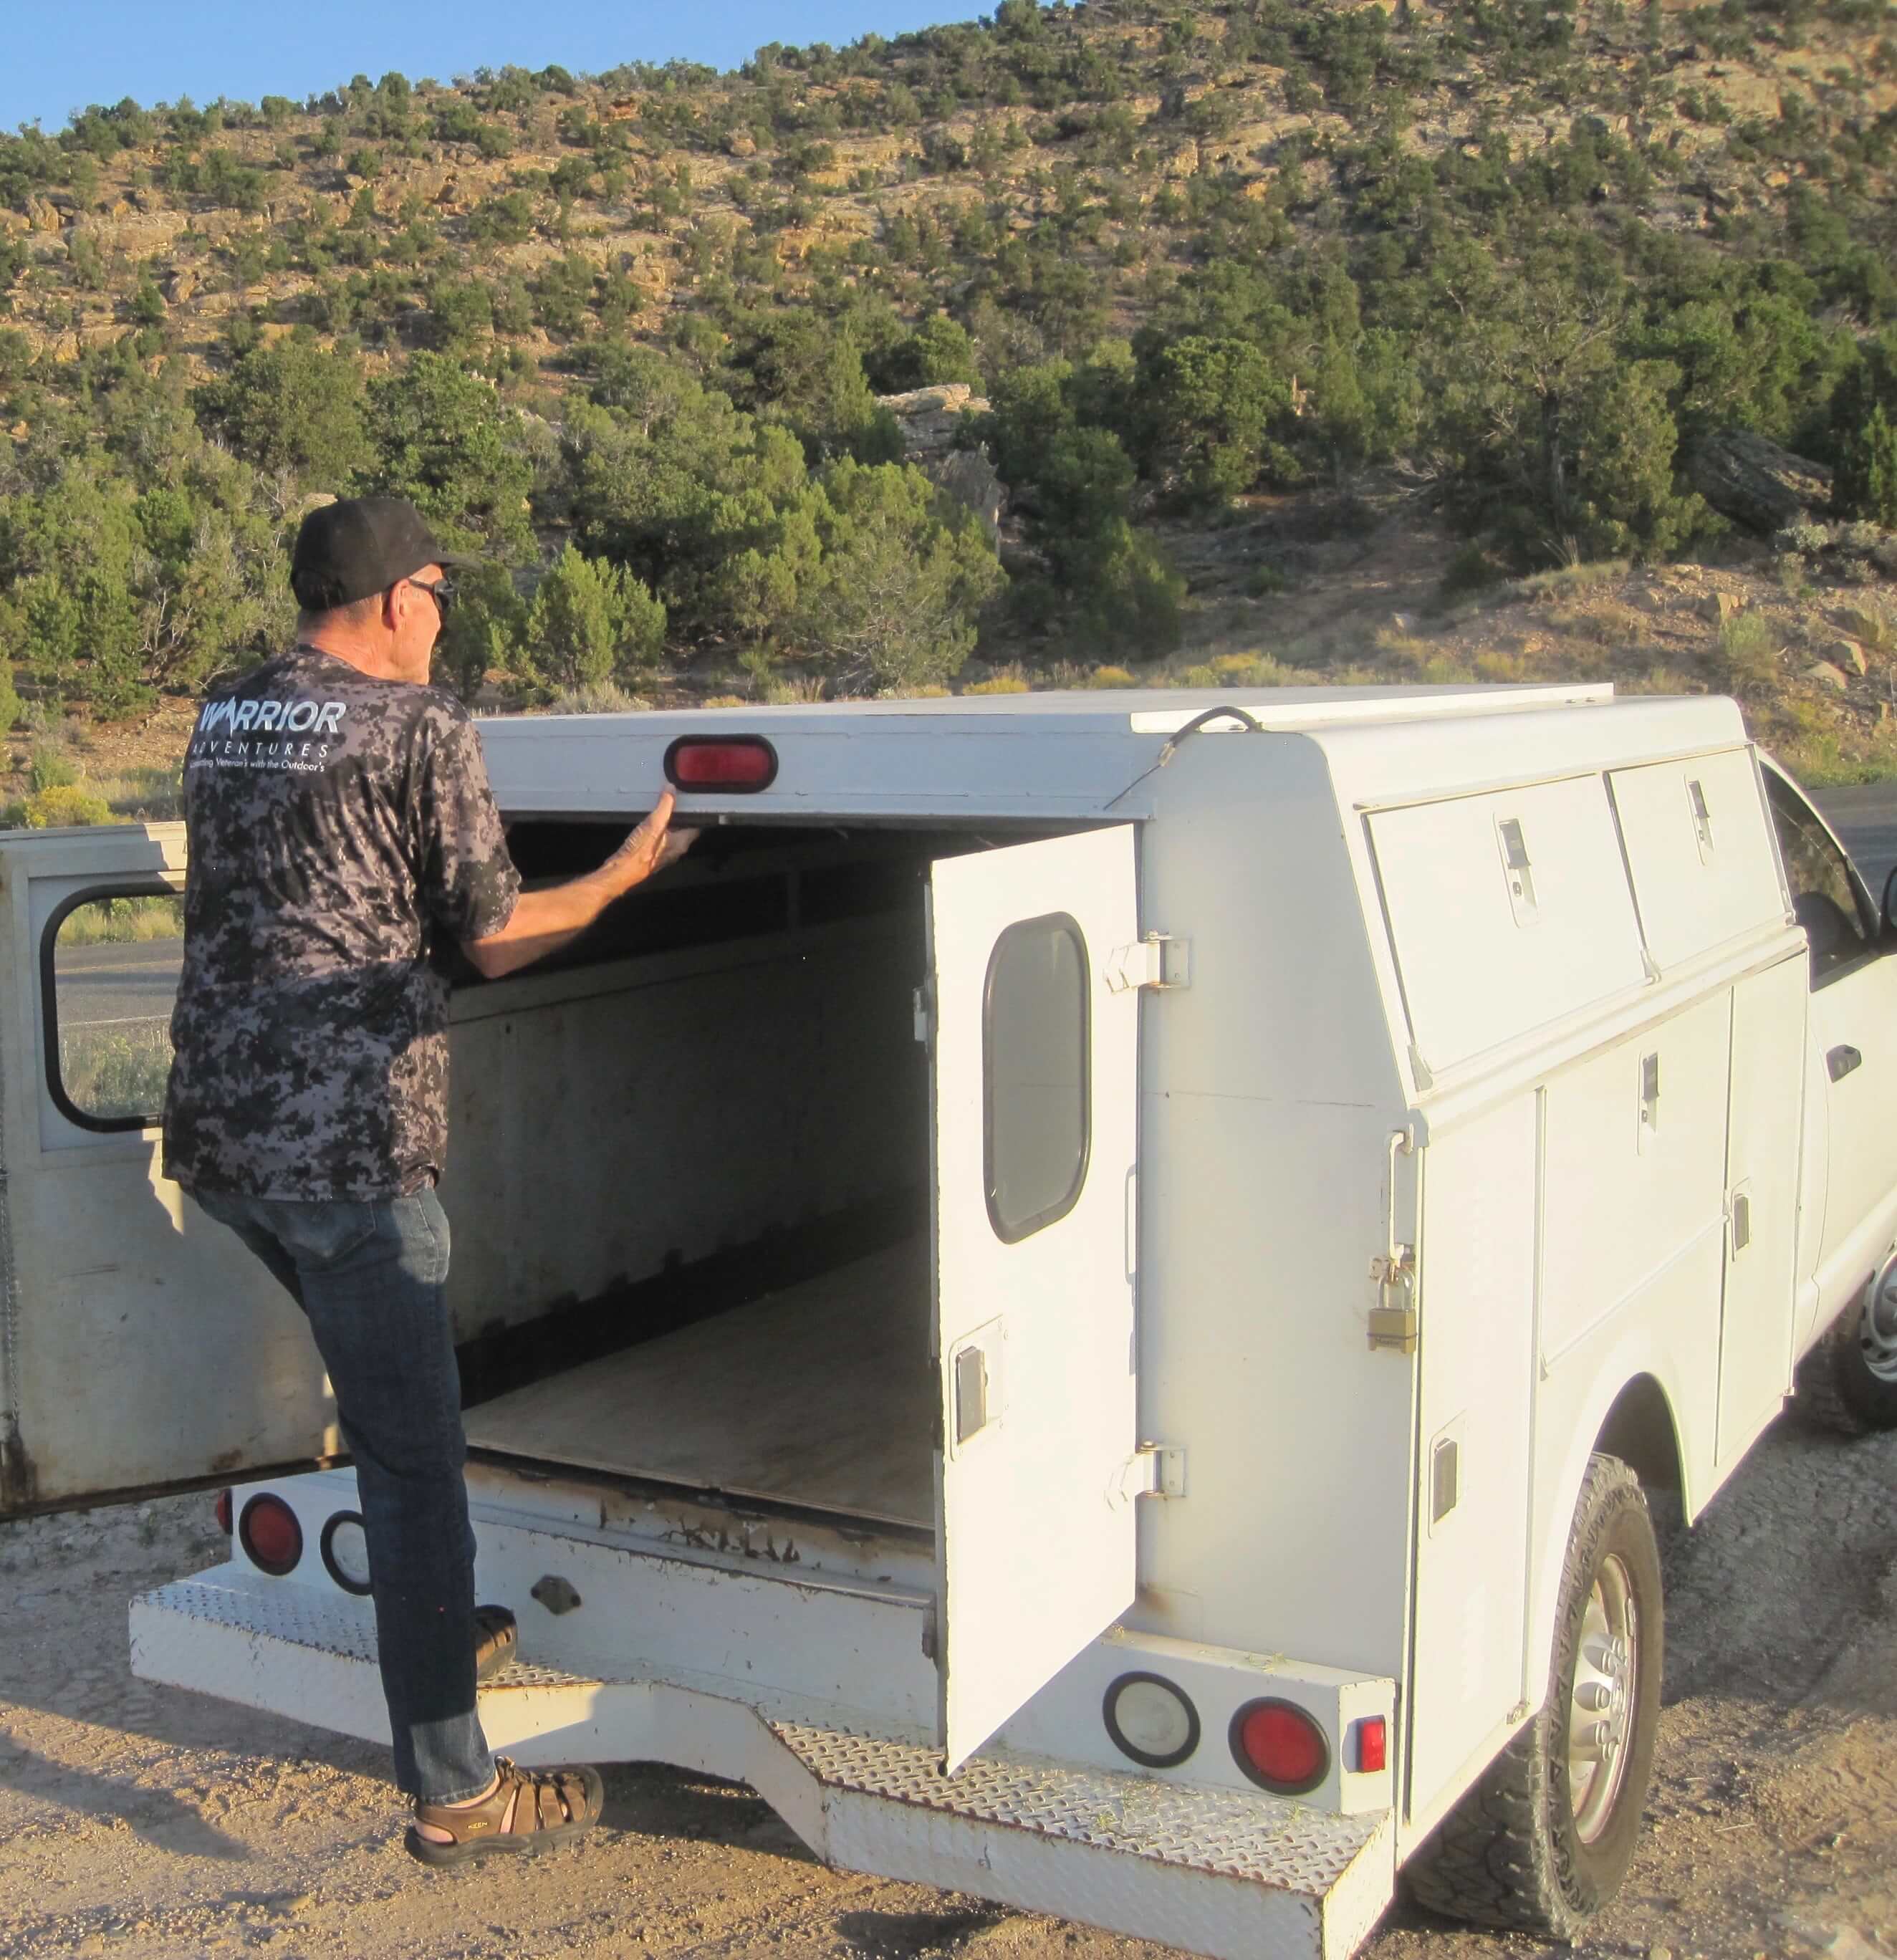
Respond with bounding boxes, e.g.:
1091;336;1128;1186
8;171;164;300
1;0;1896;810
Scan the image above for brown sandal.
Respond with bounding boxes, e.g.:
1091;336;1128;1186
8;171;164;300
472;1605;517;1683
406;1757;605;1866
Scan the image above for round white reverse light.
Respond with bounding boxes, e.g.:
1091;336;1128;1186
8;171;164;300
1103;1672;1201;1769
320;1512;373;1596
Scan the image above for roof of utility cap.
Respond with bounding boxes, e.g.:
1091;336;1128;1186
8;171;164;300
483;682;1619;739
476;681;1728;827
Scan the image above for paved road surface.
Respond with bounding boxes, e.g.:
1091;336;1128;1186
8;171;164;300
1815;780;1897;903
52;938;182;1028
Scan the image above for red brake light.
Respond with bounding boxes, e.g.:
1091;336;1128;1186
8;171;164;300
1355;1715;1388;1774
1231;1698;1330;1795
214;1488;233;1536
239;1494;304;1577
663;736;778;793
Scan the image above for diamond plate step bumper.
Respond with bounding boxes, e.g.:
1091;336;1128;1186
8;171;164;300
132;1571;1394;1960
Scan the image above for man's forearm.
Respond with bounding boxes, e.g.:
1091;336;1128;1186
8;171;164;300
464;857;650;981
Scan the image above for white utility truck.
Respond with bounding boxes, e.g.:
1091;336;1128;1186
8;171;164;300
5;685;1896;1959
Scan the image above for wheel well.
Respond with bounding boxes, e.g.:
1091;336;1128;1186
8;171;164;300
1593;1375;1684;1495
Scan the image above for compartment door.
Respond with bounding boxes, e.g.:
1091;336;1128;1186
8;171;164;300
0;828;336;1517
927;827;1140;1769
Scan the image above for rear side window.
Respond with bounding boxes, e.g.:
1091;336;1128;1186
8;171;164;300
1763;772;1875;982
984;913;1090;1244
44;890;183;1130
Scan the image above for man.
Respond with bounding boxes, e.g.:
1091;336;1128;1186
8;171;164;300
164;495;693;1863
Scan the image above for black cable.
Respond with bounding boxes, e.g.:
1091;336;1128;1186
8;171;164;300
1105;704;1266;810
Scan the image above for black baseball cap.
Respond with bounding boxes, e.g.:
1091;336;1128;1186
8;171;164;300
289;496;479;612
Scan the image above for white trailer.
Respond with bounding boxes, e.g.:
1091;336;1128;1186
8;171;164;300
6;684;1897;1958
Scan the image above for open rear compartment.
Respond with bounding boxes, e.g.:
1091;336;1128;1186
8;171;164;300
443;819;991;1545
432;808;1145;1768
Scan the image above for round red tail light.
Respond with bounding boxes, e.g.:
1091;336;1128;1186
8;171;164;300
663;735;778;793
214;1488;233;1536
239;1494;304;1577
1230;1698;1330;1795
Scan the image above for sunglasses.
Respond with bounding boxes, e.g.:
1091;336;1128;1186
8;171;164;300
405;577;457;615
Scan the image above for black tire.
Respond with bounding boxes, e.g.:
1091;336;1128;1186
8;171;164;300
1405;1454;1663;1938
1795;1277;1897;1436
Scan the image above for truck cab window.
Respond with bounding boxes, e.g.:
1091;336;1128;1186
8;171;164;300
984;914;1090;1243
1764;772;1875;981
46;891;183;1128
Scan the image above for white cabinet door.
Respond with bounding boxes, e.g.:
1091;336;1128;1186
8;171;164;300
1716;959;1807;1462
1368;776;1648;1081
1608;749;1782;973
1408;1095;1536;1816
928;827;1140;1769
0;829;335;1515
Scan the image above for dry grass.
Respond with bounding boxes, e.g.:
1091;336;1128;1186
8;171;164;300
1516;559;1631;603
1542;599;1649;649
543;684;651;715
1706;612;1782;699
761;676;829;703
57;895;182;948
92;766;185;821
57;1020;173;1123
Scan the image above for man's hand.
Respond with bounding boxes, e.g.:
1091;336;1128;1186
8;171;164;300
463;789;700;981
607;789;698;890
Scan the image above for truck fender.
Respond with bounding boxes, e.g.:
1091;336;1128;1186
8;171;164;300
1519;1342;1690;1718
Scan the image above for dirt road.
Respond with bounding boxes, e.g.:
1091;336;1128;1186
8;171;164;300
1;1408;1893;1960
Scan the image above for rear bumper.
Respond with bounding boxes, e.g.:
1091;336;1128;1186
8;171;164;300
132;1570;1396;1960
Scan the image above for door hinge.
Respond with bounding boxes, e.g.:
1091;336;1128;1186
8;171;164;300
912;983;933;1044
1106;934;1190;994
1368;1249;1418;1354
1119;1442;1187;1502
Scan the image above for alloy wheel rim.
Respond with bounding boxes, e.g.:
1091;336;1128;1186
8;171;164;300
1861;1272;1897;1383
1567;1553;1638;1845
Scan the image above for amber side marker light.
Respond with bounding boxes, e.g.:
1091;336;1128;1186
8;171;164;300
663;736;779;793
238;1494;303;1577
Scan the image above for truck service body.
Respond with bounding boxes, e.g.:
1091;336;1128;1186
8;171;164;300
4;683;1895;1959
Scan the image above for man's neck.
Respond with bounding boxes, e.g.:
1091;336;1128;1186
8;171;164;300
299;632;416;684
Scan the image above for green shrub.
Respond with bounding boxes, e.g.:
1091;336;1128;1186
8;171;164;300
1436;542;1502;605
24;784;113;827
28;746;75;792
524;544;666;691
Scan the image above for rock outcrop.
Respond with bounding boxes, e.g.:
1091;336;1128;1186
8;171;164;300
1686;428;1833;536
878;384;1006;541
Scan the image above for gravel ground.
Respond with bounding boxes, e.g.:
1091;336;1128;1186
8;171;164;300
1;1408;1893;1960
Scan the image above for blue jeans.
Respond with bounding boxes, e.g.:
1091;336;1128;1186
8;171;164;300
193;1186;494;1805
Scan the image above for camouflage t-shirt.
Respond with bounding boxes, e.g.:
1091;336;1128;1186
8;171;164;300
163;645;521;1202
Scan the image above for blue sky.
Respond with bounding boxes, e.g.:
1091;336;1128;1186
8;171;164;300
1;3;989;134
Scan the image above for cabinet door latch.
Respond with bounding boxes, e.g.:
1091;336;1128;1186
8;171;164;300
1106;935;1191;993
1118;1443;1188;1502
